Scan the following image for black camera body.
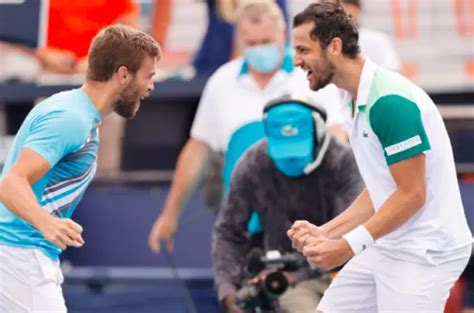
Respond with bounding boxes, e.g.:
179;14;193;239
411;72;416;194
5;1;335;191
236;250;306;313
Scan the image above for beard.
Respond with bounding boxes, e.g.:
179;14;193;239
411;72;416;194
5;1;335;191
114;83;141;119
310;60;336;91
114;98;140;119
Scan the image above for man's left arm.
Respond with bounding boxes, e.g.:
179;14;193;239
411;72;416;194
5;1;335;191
212;154;258;304
363;95;430;240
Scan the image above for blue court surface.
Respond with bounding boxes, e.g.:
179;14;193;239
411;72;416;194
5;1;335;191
61;184;221;313
64;277;220;313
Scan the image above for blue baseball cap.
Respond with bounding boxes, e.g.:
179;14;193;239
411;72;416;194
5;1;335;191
265;103;315;159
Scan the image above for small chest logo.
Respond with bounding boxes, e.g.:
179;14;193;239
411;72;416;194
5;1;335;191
363;130;369;138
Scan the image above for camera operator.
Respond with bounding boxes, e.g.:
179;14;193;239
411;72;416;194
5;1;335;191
212;96;364;313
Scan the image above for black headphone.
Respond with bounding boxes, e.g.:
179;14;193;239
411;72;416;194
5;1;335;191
262;95;331;175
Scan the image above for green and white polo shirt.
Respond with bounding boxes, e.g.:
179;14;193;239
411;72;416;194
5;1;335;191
346;58;471;264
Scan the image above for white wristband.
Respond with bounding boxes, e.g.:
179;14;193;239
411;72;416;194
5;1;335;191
342;225;374;255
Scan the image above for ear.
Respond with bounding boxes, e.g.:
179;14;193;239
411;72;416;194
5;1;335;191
327;37;343;57
235;35;246;53
116;65;130;85
281;26;288;44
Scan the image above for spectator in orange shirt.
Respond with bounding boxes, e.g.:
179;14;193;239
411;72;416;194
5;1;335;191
36;0;140;74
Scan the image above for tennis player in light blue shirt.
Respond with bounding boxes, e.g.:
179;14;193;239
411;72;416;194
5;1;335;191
0;88;102;260
0;25;160;312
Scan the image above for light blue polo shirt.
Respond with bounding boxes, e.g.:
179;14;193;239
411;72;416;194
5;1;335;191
0;88;102;261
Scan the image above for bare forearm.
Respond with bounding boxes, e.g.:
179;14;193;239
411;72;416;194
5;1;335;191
363;154;426;240
321;188;375;239
364;189;424;240
162;139;210;219
0;174;51;230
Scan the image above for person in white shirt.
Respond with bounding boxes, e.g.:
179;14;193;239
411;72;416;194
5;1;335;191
341;0;401;72
148;0;346;253
288;2;471;312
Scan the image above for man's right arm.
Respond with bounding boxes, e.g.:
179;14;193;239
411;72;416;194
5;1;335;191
0;148;84;250
149;70;221;253
148;138;212;253
213;199;250;309
0;110;87;250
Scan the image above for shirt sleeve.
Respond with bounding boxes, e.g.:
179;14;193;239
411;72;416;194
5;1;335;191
190;75;221;150
123;0;140;15
212;151;257;302
23;110;88;167
369;95;431;166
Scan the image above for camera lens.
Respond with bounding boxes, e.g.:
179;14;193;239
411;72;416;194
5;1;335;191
263;271;289;297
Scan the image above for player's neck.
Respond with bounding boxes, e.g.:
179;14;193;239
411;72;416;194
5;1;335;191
333;54;365;100
80;81;116;117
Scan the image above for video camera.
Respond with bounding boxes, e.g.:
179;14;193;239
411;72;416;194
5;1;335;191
236;249;307;313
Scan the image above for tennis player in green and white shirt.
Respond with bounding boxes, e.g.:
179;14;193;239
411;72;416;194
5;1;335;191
288;2;472;312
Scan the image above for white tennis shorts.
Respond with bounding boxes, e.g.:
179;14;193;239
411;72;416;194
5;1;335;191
317;244;471;313
0;244;66;313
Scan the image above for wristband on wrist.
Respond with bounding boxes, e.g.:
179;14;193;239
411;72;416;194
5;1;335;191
342;225;374;255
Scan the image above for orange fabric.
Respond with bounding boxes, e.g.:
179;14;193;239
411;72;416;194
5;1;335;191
465;59;474;77
464;173;474;182
46;0;139;59
151;0;172;47
455;0;466;36
471;0;474;36
444;278;464;313
455;0;474;37
407;0;417;38
400;62;418;80
391;0;417;39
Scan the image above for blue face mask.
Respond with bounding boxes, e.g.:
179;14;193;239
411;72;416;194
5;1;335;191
273;154;313;177
244;43;282;73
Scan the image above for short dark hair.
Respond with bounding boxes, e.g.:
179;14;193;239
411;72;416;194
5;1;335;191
87;24;161;82
293;2;360;58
